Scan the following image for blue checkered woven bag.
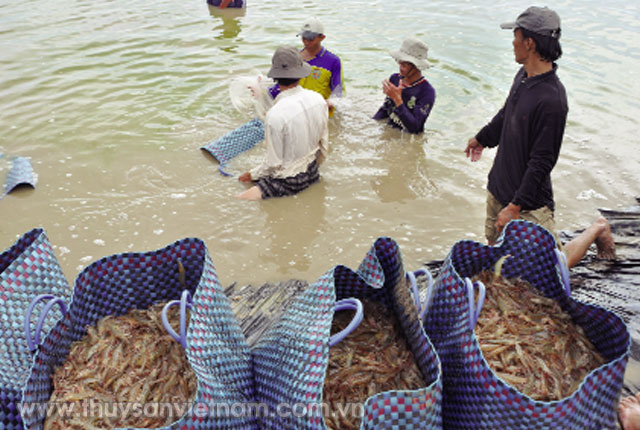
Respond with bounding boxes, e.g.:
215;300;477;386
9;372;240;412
2;156;36;199
201;118;264;176
17;235;442;430
178;235;442;429
0;228;70;430
422;220;630;430
19;237;207;430
330;237;443;430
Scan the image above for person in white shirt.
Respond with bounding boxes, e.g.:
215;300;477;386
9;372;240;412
238;45;329;201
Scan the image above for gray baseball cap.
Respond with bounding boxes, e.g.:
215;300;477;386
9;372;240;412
501;6;561;39
267;45;312;79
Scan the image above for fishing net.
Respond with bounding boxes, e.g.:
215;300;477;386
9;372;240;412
422;220;630;430
0;229;70;430
228;73;274;121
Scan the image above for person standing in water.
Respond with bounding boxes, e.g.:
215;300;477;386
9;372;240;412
373;37;436;134
464;6;615;267
269;17;345;115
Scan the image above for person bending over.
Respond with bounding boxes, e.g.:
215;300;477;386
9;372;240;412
238;46;329;201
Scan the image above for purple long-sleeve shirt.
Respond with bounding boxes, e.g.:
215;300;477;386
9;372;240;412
373;73;435;134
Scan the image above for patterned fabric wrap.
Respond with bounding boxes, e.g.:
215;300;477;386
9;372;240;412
422;220;630;430
3;156;36;198
201;118;264;176
0;228;70;430
330;237;443;430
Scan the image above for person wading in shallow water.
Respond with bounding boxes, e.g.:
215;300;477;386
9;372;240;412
464;6;616;267
269;17;344;116
238;46;329;201
373;37;436;134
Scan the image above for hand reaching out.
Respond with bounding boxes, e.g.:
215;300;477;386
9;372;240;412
465;137;484;162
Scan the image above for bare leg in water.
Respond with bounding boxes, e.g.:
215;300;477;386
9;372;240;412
619;394;640;430
564;216;617;268
237;185;263;201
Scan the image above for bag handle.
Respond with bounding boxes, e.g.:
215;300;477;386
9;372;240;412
554;249;571;296
329;298;364;347
407;268;434;320
465;278;486;330
162;290;193;348
219;165;233;177
24;294;68;353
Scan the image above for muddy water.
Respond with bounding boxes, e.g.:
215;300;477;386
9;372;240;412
1;0;639;383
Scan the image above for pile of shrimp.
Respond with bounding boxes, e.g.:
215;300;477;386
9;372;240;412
323;299;424;430
45;302;196;429
474;271;606;401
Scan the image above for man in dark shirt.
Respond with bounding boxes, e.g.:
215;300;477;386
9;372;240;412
373;37;436;134
465;6;615;268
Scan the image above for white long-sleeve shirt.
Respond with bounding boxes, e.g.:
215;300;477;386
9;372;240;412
250;85;329;180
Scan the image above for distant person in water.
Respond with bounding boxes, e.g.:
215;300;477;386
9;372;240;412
269;17;345;115
207;0;244;8
238;46;329;201
464;6;616;267
373;37;436;134
619;395;640;430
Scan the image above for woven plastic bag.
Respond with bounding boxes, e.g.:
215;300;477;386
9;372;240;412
422;220;630;430
19;237;208;430
184;235;443;429
0;228;70;430
17;235;442;430
201;118;265;176
2;156;36;199
329;236;443;430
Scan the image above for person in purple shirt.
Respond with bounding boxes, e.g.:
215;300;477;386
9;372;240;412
269;17;344;116
373;37;436;134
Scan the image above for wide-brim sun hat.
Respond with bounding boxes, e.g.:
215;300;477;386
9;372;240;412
267;45;312;79
389;37;432;70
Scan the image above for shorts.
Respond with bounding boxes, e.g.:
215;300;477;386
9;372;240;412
485;191;563;250
256;160;320;199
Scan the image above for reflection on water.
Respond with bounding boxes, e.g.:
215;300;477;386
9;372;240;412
370;130;436;203
208;5;245;43
261;182;328;276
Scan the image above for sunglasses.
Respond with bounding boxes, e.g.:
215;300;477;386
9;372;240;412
301;31;320;41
